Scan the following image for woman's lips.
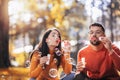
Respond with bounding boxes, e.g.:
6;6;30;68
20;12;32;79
56;39;61;43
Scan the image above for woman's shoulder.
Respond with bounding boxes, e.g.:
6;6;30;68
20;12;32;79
29;49;41;60
32;50;41;56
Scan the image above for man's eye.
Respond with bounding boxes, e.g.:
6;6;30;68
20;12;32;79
96;31;101;34
89;31;93;34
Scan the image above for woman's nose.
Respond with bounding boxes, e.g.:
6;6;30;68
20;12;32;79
54;35;59;39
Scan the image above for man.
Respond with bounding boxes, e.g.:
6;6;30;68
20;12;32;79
74;23;120;80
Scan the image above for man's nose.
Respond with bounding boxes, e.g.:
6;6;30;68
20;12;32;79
92;32;96;36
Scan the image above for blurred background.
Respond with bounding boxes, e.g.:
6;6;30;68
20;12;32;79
0;0;120;80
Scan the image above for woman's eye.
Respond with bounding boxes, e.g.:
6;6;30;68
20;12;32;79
52;34;55;37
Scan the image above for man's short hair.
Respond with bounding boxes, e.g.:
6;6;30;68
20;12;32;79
89;23;105;32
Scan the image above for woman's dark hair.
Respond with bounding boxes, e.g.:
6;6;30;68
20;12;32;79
89;23;105;33
30;27;62;68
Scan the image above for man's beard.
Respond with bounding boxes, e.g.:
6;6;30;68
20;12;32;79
90;40;100;46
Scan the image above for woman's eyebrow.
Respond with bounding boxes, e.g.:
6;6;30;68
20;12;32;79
52;32;59;35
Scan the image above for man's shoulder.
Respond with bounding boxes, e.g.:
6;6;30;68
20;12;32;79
78;45;90;53
112;44;119;49
112;44;120;53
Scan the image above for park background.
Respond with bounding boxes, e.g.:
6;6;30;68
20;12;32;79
0;0;120;80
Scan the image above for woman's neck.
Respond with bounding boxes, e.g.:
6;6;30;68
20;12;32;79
49;46;55;54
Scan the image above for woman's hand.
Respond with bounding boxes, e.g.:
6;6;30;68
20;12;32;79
62;40;71;53
39;56;48;65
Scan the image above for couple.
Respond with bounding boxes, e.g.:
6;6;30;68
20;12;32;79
29;23;120;80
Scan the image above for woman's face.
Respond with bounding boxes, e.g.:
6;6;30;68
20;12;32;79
46;30;61;47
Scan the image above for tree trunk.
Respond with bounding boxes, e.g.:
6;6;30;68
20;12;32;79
0;0;10;68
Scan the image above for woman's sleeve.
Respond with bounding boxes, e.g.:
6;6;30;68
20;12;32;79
61;52;72;74
29;51;43;78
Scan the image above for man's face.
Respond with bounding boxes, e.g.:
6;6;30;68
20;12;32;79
89;26;105;46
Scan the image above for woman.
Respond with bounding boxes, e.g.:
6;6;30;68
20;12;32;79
29;28;72;80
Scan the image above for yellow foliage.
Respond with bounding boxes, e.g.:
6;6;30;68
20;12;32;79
25;0;39;12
